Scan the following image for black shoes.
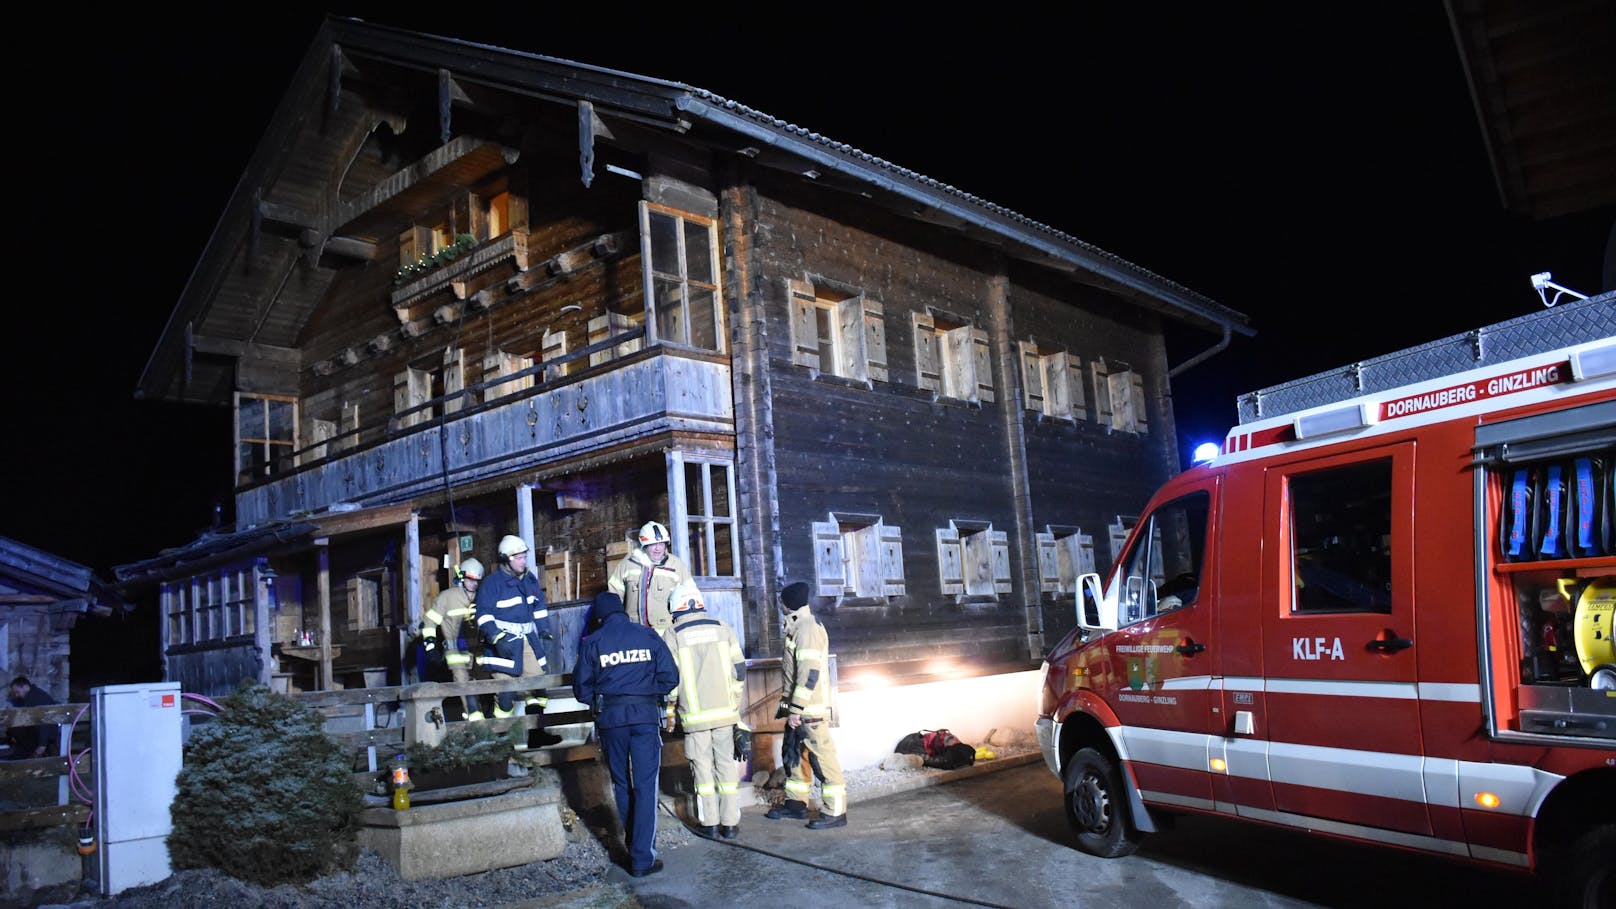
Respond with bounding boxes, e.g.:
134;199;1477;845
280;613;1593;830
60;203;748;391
628;859;664;877
718;825;739;840
806;812;847;830
694;825;717;839
765;800;808;820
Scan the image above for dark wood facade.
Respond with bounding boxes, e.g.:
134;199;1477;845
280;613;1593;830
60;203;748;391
119;17;1249;699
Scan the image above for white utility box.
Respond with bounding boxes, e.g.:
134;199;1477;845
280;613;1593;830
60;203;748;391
93;682;183;895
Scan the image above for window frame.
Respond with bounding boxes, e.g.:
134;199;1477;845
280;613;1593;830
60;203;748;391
914;309;993;402
1113;492;1209;628
641;202;724;352
235;392;298;484
936;519;1011;599
812;513;906;600
670;451;740;580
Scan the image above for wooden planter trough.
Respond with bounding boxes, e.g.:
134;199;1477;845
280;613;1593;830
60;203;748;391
355;773;565;880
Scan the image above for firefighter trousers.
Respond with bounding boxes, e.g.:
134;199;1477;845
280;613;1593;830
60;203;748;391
494;638;548;715
785;719;846;817
684;724;740;826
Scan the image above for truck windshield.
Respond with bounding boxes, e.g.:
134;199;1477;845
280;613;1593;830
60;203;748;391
1117;491;1209;625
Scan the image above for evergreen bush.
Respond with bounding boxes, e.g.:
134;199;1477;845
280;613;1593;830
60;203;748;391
168;682;363;886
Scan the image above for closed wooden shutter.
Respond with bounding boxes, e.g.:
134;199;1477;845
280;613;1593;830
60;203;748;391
442;347;470;414
1036;532;1059;592
879;523;905;596
605;539;632;585
1108;370;1136;433
1044;352;1069;418
1107;518;1131;571
790;279;820;369
1020;342;1044;412
394;367;432;428
851;523;881;597
943;324;973;399
990;529;1012;594
864;298;888;383
341;402;361;451
483;351;533;401
1074;531;1097;576
1131;371;1149;434
542;548;574;603
913;311;940;392
588;312;641;366
972;328;994;403
1067;353;1086;419
812;521;846;597
935;527;964;595
837;297;868;383
306;419;337;464
1090;360;1114;427
541;328;568;382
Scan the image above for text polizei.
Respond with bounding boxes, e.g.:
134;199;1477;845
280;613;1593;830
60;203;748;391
598;648;654;667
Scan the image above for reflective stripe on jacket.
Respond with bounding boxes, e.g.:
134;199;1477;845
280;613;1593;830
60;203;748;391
473;567;550;676
607;549;692;633
781;604;831;717
424;585;475;664
660;611;745;732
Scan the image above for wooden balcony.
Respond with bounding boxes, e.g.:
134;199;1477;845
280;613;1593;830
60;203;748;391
238;340;732;526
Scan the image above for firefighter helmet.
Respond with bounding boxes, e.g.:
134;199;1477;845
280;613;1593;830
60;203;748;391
497;535;529;558
638;521;671;546
457;557;485;581
670;580;705;614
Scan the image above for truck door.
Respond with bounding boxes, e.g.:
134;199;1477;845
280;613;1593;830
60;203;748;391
1261;443;1430;836
1106;485;1220;812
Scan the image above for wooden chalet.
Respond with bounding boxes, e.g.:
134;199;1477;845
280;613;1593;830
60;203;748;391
2;536;122;704
117;17;1250;762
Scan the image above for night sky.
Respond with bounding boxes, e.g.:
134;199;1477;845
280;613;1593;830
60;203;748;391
9;5;1612;584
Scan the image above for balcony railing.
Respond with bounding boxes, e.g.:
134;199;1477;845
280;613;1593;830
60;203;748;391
237;332;733;526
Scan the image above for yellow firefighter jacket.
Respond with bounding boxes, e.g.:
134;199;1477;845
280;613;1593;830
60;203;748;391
423;585;475;667
660;609;746;732
608;548;693;633
781;604;831;718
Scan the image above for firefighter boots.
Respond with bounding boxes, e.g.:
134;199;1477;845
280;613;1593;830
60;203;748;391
806;812;847;830
718;824;739;840
765;799;808;820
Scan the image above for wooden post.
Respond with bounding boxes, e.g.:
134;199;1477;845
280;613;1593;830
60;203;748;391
405;513;422;626
317;540;333;690
517;483;535;555
255;562;274;687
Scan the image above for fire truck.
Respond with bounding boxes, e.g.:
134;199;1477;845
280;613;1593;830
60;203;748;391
1035;295;1615;903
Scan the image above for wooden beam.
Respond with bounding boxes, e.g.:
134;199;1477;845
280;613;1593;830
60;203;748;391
324;235;377;261
318;543;333;691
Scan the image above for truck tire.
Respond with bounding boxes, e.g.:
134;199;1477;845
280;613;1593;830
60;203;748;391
1062;747;1143;858
1554;824;1615;909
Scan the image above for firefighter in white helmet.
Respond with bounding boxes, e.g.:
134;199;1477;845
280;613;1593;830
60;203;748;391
423;557;486;720
660;580;748;840
607;520;693;633
475;535;554;723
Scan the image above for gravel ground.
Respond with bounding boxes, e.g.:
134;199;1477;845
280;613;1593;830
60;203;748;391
43;737;1037;909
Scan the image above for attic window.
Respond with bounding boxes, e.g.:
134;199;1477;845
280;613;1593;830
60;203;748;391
236;393;297;484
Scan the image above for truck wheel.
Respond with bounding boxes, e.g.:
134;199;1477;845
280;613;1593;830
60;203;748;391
1554;824;1615;909
1062;747;1142;858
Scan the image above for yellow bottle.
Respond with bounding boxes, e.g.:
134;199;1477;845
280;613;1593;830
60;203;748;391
390;755;412;810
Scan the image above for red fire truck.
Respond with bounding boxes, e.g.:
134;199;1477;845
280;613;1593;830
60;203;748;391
1036;295;1615;903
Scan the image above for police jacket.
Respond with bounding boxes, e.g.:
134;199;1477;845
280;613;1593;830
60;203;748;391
574;611;679;729
423;585;475;666
607;548;693;633
474;566;550;677
660;609;745;732
781;604;831;719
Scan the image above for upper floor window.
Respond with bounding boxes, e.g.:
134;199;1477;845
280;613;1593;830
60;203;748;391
1036;526;1097;594
936;520;1010;598
1020;341;1086;420
396;189;517;283
788;278;889;383
914;310;993;402
642;202;723;351
1090;358;1149;435
812;514;905;599
236;393;297;484
680;457;740;578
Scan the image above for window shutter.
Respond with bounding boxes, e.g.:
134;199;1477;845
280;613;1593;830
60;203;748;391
935;527;964;595
812;521;846;597
879;523;905;596
588;312;641;366
972;327;994;403
605;539;632;585
542;548;573;603
1067;353;1086;419
837;297;869;383
442;347;470;414
587;314;611;367
307;419;337;464
484;351;533;400
1090;359;1114;427
394;367;432;428
1075;531;1097;576
341;402;361;451
1108;370;1136;433
1036;532;1059;592
790;279;820;369
541;328;568;382
863;298;888;383
1130;371;1149;434
346;577;361;631
1020;342;1044;412
1044;353;1070;418
913;311;940;392
852;523;882;596
1107;517;1131;571
990;529;1012;593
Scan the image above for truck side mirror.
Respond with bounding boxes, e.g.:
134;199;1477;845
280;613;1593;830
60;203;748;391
1076;573;1116;631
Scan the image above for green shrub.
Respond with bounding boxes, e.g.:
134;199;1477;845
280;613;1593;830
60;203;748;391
168;682;363;886
400;721;521;775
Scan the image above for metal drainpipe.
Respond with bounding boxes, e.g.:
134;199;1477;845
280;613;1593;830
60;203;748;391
1168;324;1232;379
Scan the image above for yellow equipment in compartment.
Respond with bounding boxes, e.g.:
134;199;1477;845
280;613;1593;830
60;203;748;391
1572;576;1615;676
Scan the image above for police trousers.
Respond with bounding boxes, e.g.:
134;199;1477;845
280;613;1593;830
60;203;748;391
600;722;662;874
784;719;846;817
684;724;740;826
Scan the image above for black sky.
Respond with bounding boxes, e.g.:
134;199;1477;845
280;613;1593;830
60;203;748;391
8;5;1613;577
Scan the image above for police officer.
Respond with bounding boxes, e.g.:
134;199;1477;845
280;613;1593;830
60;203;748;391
608;521;693;633
475;535;553;722
423;557;485;720
764;581;847;829
660;581;747;840
574;591;679;877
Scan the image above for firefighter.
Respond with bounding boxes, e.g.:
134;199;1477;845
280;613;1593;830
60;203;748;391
765;581;847;829
423;557;486;720
607;521;693;633
660;580;748;840
574;591;680;877
475;535;554;723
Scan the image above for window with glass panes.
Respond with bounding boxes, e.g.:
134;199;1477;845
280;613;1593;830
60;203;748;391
680;459;738;577
236;393;297;483
641;202;722;351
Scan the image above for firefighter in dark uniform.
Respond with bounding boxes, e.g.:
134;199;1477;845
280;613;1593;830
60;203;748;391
574;591;680;877
475;535;553;720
